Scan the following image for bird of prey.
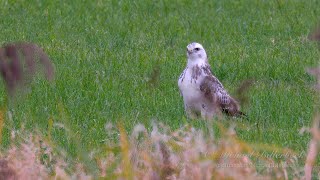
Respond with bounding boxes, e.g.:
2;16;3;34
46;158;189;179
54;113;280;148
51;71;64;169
178;42;244;120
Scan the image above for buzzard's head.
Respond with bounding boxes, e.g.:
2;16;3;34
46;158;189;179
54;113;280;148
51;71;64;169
186;42;207;62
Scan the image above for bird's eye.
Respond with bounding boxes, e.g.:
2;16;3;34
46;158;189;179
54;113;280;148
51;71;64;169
194;48;200;51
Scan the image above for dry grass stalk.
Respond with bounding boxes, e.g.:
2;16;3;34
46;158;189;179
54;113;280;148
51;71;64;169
0;127;93;180
0;159;16;180
235;79;255;107
308;25;320;42
0;42;54;96
304;116;320;180
0;121;306;179
0;110;4;143
96;122;300;179
304;66;320;179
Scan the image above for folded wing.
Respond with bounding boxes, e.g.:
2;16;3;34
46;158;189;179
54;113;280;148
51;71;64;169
200;75;245;117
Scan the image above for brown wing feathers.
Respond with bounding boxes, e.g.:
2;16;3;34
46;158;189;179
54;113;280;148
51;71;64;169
199;76;216;104
200;74;246;118
221;97;246;117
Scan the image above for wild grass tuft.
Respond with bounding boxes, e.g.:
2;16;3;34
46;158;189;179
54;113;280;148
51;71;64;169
0;119;318;179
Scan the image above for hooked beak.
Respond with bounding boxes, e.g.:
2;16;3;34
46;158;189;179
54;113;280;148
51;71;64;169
187;47;192;55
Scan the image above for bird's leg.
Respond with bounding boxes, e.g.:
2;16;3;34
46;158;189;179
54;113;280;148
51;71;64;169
201;102;223;120
186;110;198;119
201;106;214;120
185;105;198;119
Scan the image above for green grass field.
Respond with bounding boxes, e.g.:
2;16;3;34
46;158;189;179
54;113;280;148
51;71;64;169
0;0;320;169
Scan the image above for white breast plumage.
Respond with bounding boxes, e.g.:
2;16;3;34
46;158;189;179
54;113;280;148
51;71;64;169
178;42;245;119
179;67;202;95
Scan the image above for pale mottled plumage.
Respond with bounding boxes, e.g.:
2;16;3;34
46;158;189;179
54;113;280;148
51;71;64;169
178;42;244;120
